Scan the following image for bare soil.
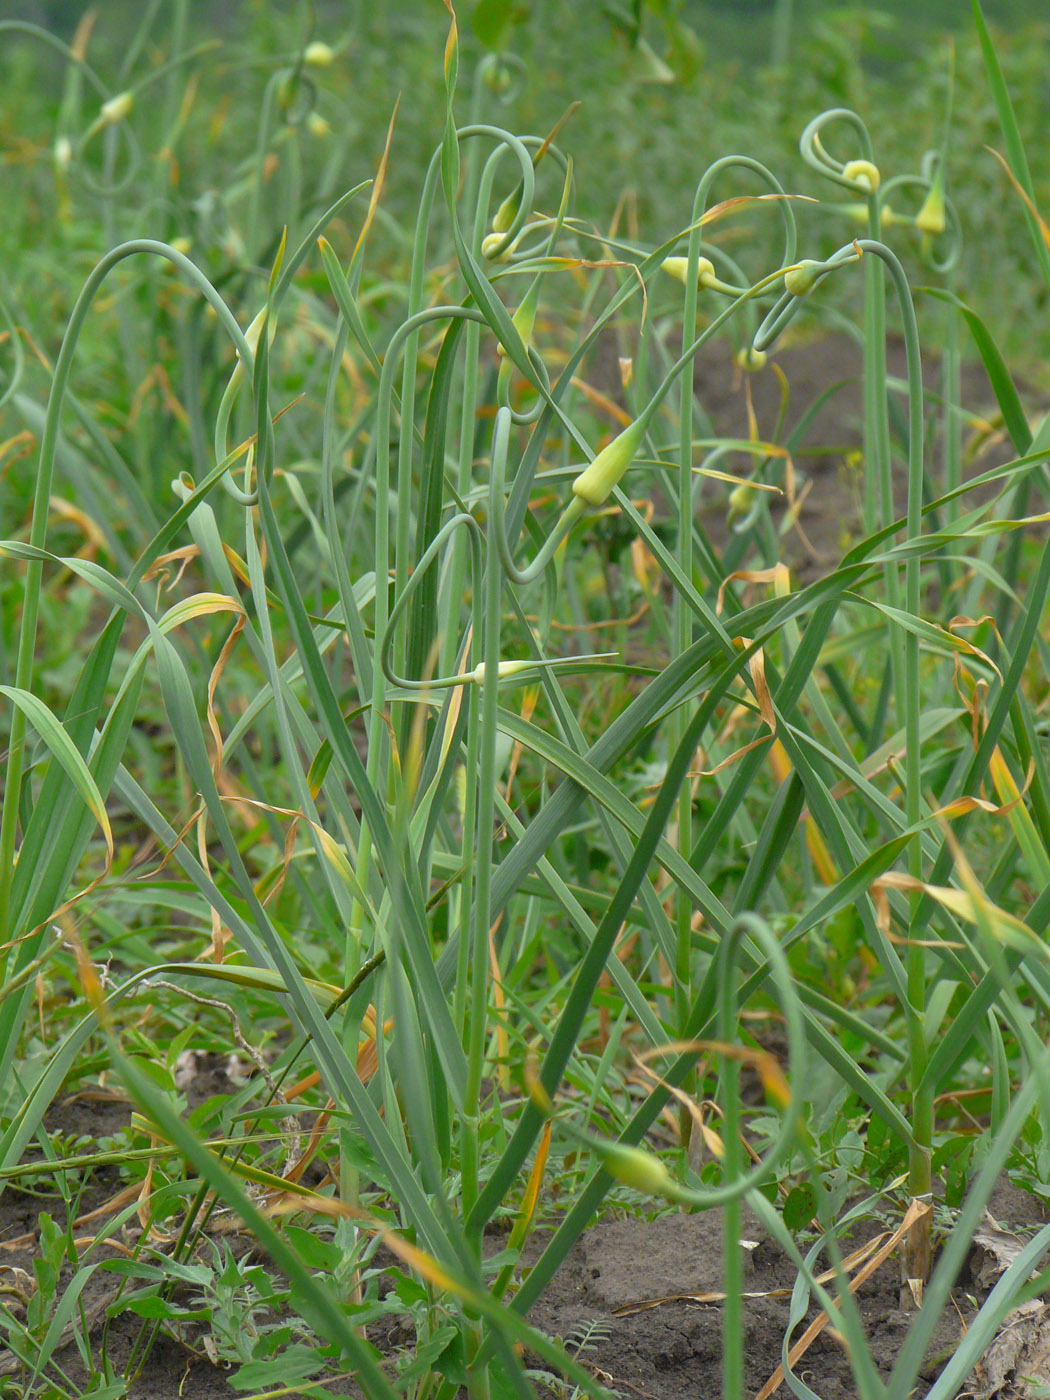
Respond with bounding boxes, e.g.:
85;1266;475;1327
684;327;1020;578
2;1081;1048;1399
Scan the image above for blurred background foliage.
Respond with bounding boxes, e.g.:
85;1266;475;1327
2;0;1048;380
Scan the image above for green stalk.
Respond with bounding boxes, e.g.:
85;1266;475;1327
671;159;797;1156
718;939;744;1400
758;230;933;1284
856;238;930;1288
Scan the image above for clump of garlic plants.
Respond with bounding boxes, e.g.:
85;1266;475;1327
4;2;1050;1398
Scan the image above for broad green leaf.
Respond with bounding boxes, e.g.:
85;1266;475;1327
0;685;113;861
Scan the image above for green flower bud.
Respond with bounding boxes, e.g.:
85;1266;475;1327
661;255;716;289
571;417;647;507
728;482;757;519
483;62;513;96
842;158;880;193
491;188;519;234
602;1142;674;1196
784;260;822;297
497;296;538;359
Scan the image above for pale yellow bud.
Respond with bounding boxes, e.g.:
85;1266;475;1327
915;182;946;237
572;418;647;508
53;136;72;171
469;659;534;685
232;308;278;382
306;112;331;138
243;308;271;356
169;236;192;256
843;201;898;227
735;345;767;372
100;91;133;125
661;255;716;289
481;231;517;261
842;159;880;193
304;40;335;67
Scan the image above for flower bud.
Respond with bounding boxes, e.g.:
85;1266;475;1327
482;230;517;262
496;297;537;359
602;1143;674;1196
483;62;513;96
469;659;534;685
169;236;192;256
661;255;716;289
100;91;134;126
728;482;757;519
53;136;73;171
306;112;331;138
491;188;519;234
243;308;272;356
784;260;822;297
735;345;767;372
304;40;335;67
842;159;880;193
571;417;647;507
843;201;899;228
915;179;946;237
232;308;278;383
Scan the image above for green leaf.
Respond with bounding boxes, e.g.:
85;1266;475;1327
125;1294;210;1321
783;1182;818;1232
231;1345;329;1390
923;288;1031;454
972;0;1050;288
0;684;113;859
